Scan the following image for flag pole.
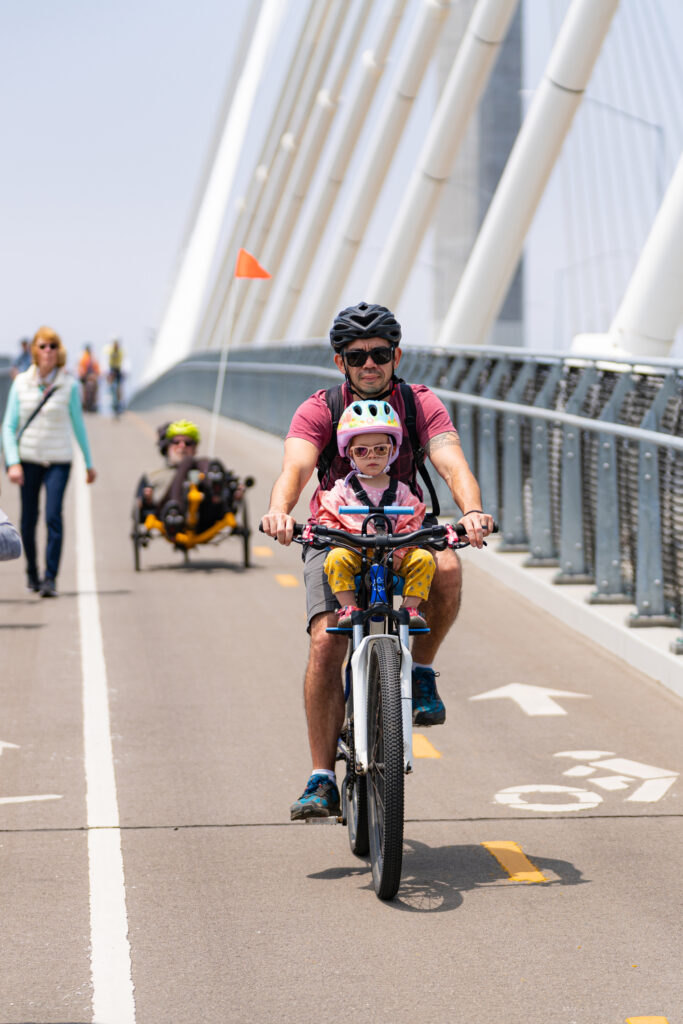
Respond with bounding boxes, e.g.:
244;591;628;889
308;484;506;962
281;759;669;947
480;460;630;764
207;249;270;456
208;282;237;457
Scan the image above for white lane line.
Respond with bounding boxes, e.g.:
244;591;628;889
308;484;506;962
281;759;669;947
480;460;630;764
76;453;136;1023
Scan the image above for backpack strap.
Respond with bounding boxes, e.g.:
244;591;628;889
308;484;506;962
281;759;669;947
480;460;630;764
319;379;441;517
396;380;441;518
16;385;59;444
348;473;398;509
317;384;344;486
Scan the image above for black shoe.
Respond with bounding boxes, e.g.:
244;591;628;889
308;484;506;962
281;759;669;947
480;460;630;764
26;572;41;593
40;578;57;598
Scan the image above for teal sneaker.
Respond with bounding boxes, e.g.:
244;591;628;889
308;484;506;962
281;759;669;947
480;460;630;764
412;666;446;726
290;774;340;821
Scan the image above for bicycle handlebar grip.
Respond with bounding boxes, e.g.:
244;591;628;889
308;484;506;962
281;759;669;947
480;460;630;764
257;521;305;538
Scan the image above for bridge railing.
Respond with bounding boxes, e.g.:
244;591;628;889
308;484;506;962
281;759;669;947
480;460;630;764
131;343;683;651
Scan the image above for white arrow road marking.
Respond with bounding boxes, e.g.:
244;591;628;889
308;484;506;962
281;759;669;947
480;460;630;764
0;741;20;756
470;683;591;716
0;794;62;805
556;750;615;759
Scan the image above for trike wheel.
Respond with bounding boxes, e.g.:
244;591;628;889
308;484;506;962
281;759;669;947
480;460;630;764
131;518;141;572
240;498;251;568
366;638;404;900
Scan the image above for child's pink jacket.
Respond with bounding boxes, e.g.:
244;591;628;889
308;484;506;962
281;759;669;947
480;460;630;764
313;477;427;564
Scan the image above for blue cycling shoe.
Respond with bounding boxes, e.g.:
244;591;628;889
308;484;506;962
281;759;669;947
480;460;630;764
412;666;446;726
290;774;340;821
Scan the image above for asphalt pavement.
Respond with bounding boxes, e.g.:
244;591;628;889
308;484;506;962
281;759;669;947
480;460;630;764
0;407;681;1024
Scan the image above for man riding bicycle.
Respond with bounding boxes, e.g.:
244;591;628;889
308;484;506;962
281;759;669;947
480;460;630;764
260;301;493;820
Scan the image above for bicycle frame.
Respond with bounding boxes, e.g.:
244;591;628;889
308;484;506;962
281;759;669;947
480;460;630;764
328;503;429;776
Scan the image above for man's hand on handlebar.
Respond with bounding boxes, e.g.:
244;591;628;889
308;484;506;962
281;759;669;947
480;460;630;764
457;510;495;549
260;510;297;546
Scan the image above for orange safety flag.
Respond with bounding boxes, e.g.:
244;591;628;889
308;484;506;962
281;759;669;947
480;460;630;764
234;248;271;279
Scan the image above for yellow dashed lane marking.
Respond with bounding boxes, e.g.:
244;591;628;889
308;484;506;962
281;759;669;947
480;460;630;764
626;1018;670;1023
275;574;300;588
126;410;157;439
412;734;441;758
481;841;547;883
253;546;273;558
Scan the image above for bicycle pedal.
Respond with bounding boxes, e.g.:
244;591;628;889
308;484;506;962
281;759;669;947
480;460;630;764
304;816;339;826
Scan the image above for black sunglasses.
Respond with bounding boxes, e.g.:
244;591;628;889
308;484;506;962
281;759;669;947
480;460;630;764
38;342;59;350
343;346;394;367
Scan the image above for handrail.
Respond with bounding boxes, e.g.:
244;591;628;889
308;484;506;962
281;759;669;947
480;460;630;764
128;344;683;650
168;358;683;452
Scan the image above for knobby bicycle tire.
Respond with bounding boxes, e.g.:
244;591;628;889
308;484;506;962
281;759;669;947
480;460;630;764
343;687;369;857
366;638;404;900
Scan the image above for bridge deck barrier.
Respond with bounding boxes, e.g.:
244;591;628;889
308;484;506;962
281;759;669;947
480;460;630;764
127;343;683;655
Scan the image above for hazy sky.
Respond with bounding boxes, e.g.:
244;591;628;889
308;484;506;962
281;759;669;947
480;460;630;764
0;0;250;381
2;0;681;385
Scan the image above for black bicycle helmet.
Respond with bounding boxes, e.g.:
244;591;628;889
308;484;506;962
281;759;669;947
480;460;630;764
329;301;402;351
156;421;172;456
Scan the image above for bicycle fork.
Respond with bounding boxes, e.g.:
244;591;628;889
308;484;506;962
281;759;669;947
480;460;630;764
349;631;413;775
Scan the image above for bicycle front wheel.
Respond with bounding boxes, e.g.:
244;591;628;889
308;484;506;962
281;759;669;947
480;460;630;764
366;638;404;900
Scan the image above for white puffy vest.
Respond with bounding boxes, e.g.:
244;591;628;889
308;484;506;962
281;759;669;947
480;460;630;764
15;367;76;464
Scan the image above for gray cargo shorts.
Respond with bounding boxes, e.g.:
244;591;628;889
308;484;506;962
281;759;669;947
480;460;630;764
303;545;337;631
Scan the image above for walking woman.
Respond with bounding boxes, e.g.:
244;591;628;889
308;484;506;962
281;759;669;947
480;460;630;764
2;326;97;596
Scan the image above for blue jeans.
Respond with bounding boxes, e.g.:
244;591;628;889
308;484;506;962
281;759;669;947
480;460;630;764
20;461;71;581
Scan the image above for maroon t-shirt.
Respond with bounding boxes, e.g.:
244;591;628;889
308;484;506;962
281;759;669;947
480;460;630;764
286;381;456;516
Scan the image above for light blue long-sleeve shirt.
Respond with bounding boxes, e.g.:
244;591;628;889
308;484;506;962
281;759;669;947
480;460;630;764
2;376;93;468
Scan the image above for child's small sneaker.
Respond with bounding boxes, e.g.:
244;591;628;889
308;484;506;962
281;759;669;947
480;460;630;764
336;606;360;628
405;607;427;628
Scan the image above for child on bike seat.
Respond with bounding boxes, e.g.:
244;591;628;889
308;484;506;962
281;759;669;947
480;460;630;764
314;400;435;628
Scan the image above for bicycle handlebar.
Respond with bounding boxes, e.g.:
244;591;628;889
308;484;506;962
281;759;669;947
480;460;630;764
259;516;498;550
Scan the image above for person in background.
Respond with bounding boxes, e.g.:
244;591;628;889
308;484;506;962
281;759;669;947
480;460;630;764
9;338;31;380
1;326;96;596
104;336;125;414
135;419;246;538
77;343;101;412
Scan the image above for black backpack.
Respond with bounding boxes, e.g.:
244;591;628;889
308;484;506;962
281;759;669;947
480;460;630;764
317;380;441;518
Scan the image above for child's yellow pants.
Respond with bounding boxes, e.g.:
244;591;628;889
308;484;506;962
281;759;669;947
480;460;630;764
324;546;435;601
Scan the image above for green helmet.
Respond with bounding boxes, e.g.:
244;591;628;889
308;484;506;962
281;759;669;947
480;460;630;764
165;419;200;444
